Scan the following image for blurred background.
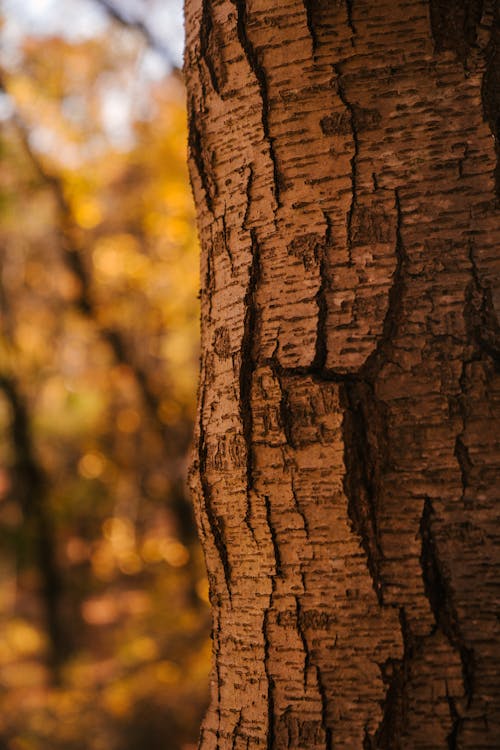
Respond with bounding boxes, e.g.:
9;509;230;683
0;2;210;748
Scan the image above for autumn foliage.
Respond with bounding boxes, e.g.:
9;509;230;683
0;12;208;750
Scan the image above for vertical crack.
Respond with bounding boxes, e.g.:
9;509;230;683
188;100;216;214
482;14;500;198
464;239;500;363
262;494;279;750
274;367;296;448
446;678;465;750
263;606;276;750
291;469;310;540
240;229;261;498
204;242;215;324
429;0;485;66
316;664;333;749
454;433;473;506
231;708;244;750
200;0;220;95
341;380;386;605
345;0;356;41
302;0;318;54
263;494;282;577
222;210;236;276
198;380;233;601
230;0;281;206
312;241;329;372
340;190;410;745
419;497;476;737
429;0;499;195
243;489;258;544
242;162;254;230
372;608;412;750
334;63;358;266
363;189;407;378
295;595;311;691
262;486;282;749
420;498;453;635
312;212;332;373
457;142;469;179
214;603;224;745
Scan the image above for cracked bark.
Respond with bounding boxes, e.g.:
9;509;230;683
185;0;500;747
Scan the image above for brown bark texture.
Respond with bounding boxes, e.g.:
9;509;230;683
184;1;500;747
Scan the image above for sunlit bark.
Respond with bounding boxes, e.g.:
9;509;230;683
185;1;500;747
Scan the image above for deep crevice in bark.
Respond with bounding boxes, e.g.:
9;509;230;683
338;192;406;605
454;432;473;505
368;440;475;750
372;608;412;750
200;0;220;96
275;367;297;449
312;239;329;372
243;489;258;545
334;62;358;267
341;189;414;746
220;210;236;277
186;0;500;744
230;0;282;205
188;101;216;214
420;500;458;643
214;604;223;745
482;11;500;197
263;585;277;749
243;162;254;230
345;0;356;42
302;0;318;54
240;230;261;496
198;382;233;601
290;470;311;540
420;497;476;738
295;594;311;691
362;189;407;379
341;380;386;606
429;0;485;65
261;443;282;750
230;709;243;750
204;240;215;324
430;0;500;197
316;664;333;749
446;685;462;750
263;494;282;577
465;239;500;365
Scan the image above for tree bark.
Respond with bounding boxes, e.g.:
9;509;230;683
184;1;500;747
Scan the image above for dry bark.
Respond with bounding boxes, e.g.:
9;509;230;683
184;1;500;747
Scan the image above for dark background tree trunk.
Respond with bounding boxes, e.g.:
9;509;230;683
185;0;500;747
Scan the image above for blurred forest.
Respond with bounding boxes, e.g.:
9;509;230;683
0;2;210;749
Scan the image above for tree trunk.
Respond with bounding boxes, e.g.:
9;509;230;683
184;1;500;747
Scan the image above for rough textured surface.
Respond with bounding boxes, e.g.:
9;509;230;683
184;0;500;747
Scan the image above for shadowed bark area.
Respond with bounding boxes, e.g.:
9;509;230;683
185;0;500;747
